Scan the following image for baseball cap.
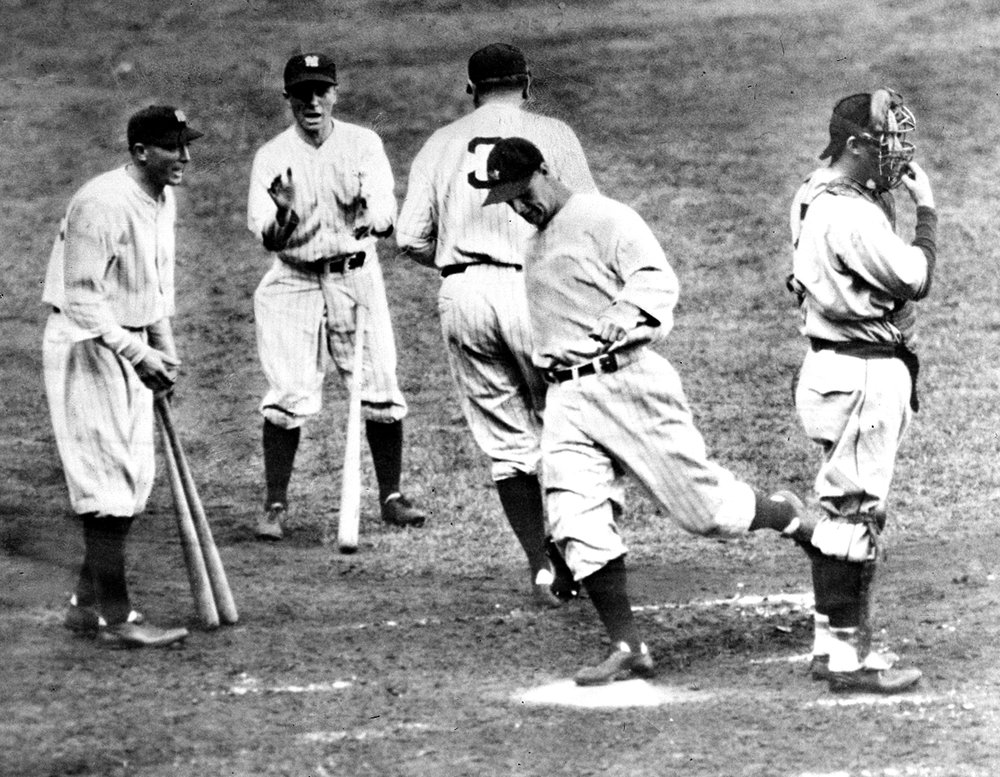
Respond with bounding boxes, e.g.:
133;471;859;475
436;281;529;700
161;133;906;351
819;92;874;160
127;106;203;149
468;43;529;85
284;53;338;89
482;137;545;206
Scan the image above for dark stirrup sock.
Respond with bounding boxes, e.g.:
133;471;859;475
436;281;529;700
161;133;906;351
581;555;641;650
263;420;300;507
495;473;549;575
81;515;133;625
365;419;404;501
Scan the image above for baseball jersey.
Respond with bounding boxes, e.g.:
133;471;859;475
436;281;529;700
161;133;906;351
789;167;930;345
396;103;596;266
42;166;176;357
525;192;679;368
247;121;396;261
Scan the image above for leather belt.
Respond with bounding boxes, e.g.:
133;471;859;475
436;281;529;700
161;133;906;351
542;352;632;383
286;252;366;274
809;337;920;412
441;262;522;278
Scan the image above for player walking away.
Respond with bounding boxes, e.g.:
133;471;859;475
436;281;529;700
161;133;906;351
248;53;427;541
396;43;596;607
42;106;201;648
481;138;810;685
787;90;936;693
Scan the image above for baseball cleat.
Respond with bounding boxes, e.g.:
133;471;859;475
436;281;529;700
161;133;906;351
381;493;426;528
532;568;563;609
100;621;189;649
828;665;921;693
256;503;285;541
574;642;655;686
64;599;144;635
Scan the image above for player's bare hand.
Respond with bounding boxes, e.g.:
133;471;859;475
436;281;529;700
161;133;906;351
135;349;180;393
267;168;295;212
899;161;934;208
588;318;628;352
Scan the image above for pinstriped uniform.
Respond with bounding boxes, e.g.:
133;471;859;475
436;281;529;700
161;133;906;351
248;121;405;428
525;193;756;580
42;167;175;516
396;103;595;479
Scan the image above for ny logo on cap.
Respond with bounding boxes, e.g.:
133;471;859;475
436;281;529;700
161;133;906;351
304;55;319;68
174;109;187;123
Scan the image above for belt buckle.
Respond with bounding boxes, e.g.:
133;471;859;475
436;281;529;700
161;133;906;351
596;353;618;373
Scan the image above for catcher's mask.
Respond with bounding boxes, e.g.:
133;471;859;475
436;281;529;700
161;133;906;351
821;88;916;189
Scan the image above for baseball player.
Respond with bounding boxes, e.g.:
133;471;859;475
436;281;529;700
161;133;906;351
787;89;936;693
249;53;426;540
396;43;596;607
42;105;201;648
481;137;809;685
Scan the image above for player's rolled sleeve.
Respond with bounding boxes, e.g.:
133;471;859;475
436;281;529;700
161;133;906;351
609;217;679;335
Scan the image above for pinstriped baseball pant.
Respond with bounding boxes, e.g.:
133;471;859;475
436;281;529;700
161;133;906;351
254;255;407;429
543;350;756;580
42;315;155;517
437;265;546;481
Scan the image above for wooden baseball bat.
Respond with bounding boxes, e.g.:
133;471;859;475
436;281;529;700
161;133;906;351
336;304;368;553
157;404;219;629
156;396;239;625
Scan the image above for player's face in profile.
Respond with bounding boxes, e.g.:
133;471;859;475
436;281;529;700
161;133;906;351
507;176;553;229
142;142;192;188
287;82;337;137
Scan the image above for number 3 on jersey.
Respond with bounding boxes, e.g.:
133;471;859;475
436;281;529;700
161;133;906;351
466;137;503;190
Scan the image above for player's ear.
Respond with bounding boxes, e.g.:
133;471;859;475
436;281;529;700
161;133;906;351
130;143;148;163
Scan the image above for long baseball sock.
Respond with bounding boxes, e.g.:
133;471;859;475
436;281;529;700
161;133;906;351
366;419;403;501
495;473;549;576
263;420;300;508
581;555;641;650
81;514;133;625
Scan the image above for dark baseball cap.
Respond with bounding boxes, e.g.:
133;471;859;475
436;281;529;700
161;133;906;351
284;53;338;89
482;137;545;206
819;92;873;160
127;106;203;149
468;43;529;85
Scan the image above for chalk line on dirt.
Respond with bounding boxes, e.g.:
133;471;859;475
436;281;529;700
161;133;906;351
517;678;713;708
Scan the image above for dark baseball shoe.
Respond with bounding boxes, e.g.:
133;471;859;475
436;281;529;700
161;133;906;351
828;666;921;693
64;598;143;635
532;568;563;609
809;654;831;681
100;621;189;649
256;503;285;541
544;537;582;602
771;490;816;545
381;493;426;528
574;642;655;686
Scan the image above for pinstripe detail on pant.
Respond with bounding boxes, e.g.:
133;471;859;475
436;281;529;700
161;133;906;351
437;264;544;480
43;315;154;517
543;351;755;580
253;253;407;429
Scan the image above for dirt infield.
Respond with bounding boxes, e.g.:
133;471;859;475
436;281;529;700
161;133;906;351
3;1;1000;775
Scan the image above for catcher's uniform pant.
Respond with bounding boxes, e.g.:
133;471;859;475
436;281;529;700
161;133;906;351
437;264;546;481
42;313;154;517
794;348;912;517
254;255;407;430
543;349;756;580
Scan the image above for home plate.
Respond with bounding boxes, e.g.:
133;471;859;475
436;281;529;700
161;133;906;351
516;679;713;708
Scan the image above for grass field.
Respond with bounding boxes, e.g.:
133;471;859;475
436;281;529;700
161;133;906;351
3;1;1000;775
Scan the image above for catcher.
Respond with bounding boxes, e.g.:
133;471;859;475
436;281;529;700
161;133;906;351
788;88;937;693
